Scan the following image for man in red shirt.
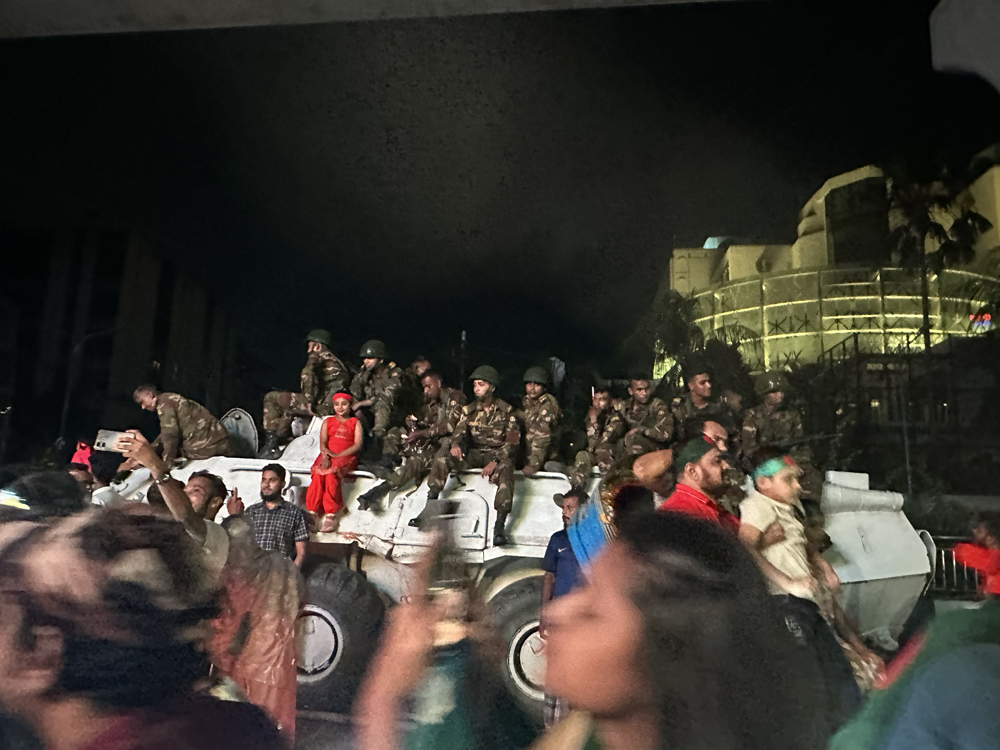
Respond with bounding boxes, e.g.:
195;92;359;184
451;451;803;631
658;436;740;535
953;512;1000;598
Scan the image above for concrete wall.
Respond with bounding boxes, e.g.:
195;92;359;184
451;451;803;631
669;246;719;294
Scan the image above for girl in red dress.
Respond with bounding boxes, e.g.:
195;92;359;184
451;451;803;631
306;392;363;532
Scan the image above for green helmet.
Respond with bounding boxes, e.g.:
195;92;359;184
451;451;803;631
523;365;550;385
755;370;789;395
304;329;334;350
359;339;388;359
469;365;500;386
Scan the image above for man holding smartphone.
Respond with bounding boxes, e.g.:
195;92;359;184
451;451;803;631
132;384;233;464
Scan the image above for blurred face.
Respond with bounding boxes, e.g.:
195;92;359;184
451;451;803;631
545;544;653;717
688;373;711;400
628;380;652;405
67;467;93;491
307;340;325;354
260;470;284;501
764;391;784;408
422;375;442;402
756;466;803;505
561;495;581;527
363;357;379;371
411;359;431;376
134;391;157;412
525;382;545;399
972;523;999;549
472;379;492;400
184;476;217;516
702;421;727;451
592;391;610;410
332;396;352;417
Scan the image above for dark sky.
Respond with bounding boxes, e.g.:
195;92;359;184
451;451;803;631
3;0;1000;384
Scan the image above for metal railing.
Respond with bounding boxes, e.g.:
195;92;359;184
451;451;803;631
929;537;982;599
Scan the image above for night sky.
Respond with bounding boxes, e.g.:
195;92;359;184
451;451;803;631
3;0;1000;387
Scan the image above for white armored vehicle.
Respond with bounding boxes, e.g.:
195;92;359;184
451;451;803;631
119;418;932;716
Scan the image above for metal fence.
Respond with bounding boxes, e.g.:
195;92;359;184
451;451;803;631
929;537;982;599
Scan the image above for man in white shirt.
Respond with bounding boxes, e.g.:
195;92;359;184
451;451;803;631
739;449;860;727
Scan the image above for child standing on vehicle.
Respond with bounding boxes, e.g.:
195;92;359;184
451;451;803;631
306;392;363;532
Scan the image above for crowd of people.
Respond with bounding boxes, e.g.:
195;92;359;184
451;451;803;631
1;327;999;750
126;328;820;545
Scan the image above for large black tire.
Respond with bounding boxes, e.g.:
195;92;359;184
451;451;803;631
491;576;546;721
297;563;386;713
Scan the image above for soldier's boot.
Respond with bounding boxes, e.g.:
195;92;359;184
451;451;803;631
257;430;283;459
408;490;440;528
493;511;510;547
358;481;392;512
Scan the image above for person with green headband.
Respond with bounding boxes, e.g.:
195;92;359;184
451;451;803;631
739;448;861;728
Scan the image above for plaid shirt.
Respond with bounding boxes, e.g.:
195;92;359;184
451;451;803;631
243;500;309;560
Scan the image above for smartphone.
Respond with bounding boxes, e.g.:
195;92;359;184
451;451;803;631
94;429;130;453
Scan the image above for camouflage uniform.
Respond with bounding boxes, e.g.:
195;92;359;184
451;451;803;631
567;406;626;489
262;350;350;440
350;361;405;440
517;392;562;470
670;394;739;439
153;392;232;464
384;387;467;491
620;396;674;456
427;397;521;513
740;403;822;497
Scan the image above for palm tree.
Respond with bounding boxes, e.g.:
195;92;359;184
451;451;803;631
886;167;992;352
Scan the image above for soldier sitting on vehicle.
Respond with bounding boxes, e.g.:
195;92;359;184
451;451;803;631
516;365;562;477
620;375;674;457
259;329;351;459
350;339;406;468
566;384;625;491
419;365;521;547
132;384;234;465
740;370;822;498
670;360;739;434
357;370;466;511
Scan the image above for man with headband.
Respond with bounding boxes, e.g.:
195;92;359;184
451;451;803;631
657;435;739;535
740;448;861;726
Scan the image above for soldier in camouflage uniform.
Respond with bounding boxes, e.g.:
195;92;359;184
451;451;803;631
422;365;521;546
356;370;466;510
567;384;625;490
740;370;822;498
516;365;562;477
259;329;350;458
349;339;406;466
620;377;674;456
133;385;233;464
670;362;738;439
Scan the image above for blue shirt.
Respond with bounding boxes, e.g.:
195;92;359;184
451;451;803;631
542;528;581;599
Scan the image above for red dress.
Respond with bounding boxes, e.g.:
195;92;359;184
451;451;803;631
305;416;359;514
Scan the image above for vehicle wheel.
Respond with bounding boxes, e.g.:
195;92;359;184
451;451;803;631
297;562;386;713
491;576;546;721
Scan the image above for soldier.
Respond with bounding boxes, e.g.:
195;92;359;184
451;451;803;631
132;384;233;464
566;384;625;490
409;356;432;378
741;370;822;497
670;361;737;437
259;329;350;458
517;365;562;477
349;339;405;466
420;365;521;546
620;376;674;457
356;370;466;510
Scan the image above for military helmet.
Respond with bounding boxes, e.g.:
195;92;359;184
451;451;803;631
304;329;334;349
523;365;550;385
755;370;789;395
359;339;388;359
469;365;500;385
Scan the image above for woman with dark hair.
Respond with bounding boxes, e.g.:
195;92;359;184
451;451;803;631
357;511;832;750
